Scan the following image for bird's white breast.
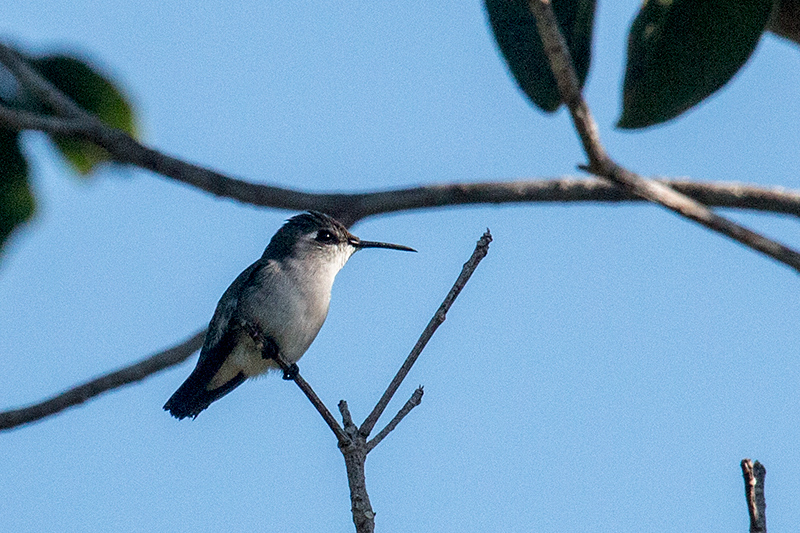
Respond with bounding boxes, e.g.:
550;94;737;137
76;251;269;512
238;245;352;378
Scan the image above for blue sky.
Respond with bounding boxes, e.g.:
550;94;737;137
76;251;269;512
2;2;799;531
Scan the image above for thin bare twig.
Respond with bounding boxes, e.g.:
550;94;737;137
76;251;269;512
741;459;767;532
340;231;490;533
243;324;349;445
360;230;492;438
0;329;205;431
528;0;800;274
339;400;356;430
365;387;424;453
287;370;348;444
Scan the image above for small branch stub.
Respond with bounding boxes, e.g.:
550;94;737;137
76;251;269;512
741;458;767;533
366;386;424;453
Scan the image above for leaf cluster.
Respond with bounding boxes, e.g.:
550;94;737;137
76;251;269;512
485;0;774;126
0;51;135;251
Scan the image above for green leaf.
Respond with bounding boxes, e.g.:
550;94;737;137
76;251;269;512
0;128;35;252
30;54;137;174
619;0;773;129
485;0;596;112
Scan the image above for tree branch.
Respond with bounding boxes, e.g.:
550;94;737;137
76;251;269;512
2;42;800;230
2;27;799;433
0;329;205;431
365;387;424;453
360;230;492;438
528;0;800;274
286;370;349;445
241;322;349;445
0;43;85;117
741;459;767;532
339;231;489;533
3;100;800;221
768;0;800;46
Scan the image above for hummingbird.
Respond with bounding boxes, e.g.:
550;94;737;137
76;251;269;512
164;211;415;419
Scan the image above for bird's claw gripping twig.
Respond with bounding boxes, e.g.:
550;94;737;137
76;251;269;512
281;364;299;380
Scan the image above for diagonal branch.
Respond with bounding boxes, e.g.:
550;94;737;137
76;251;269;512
0;43;84;117
285;370;349;445
360;230;492;438
239;321;349;444
365;386;424;453
273;360;348;445
0;329;205;431
527;0;800;274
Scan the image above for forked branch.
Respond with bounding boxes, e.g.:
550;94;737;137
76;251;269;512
527;0;800;273
360;230;492;437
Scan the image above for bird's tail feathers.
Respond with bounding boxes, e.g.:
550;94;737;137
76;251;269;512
164;370;246;420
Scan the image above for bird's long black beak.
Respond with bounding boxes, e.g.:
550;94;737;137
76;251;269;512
352;238;416;252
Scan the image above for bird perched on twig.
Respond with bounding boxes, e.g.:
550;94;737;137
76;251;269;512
164;211;415;419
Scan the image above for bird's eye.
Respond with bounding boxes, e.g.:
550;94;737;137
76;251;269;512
316;230;336;243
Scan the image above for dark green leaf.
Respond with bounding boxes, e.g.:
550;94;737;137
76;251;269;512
485;0;596;112
30;54;136;174
619;0;773;129
0;128;34;252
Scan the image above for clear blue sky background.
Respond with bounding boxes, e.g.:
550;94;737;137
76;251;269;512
2;2;799;532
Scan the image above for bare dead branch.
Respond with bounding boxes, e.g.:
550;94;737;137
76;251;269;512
0;329;205;431
741;459;767;532
339;400;356;431
242;323;349;445
288;370;349;445
360;230;492;438
528;0;800;274
342;442;374;533
365;387;424;453
340;232;489;533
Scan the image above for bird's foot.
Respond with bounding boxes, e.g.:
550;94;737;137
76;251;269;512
282;363;299;381
240;320;264;347
239;320;293;378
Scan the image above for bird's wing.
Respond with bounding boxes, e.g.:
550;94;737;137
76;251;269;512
164;261;263;419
